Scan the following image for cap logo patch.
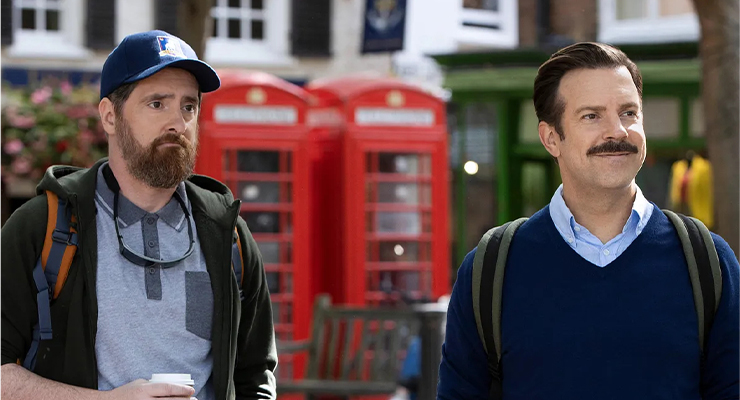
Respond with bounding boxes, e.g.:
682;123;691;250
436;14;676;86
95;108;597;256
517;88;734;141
157;36;185;58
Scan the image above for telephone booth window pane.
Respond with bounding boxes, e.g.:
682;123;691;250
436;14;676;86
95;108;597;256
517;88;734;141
421;241;431;261
378;182;416;204
238;181;281;203
374;212;421;234
369;241;420;262
281;212;293;233
284;273;293;293
257;242;280;264
237;150;280;172
283;241;293;263
282;182;293;203
266;272;280;293
272;302;280;323
242;211;280;233
379;271;421;292
376;153;420;174
283;303;293;324
422;211;432;233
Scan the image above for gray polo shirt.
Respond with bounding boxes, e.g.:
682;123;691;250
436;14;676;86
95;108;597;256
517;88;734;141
94;164;213;400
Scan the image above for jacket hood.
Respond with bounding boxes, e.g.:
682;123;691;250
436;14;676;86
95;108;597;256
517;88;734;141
36;158;240;229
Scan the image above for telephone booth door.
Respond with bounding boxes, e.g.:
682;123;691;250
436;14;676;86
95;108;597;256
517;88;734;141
306;78;451;307
198;71;312;381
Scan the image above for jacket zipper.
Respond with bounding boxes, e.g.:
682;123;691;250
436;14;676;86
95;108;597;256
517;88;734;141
73;193;99;385
226;199;241;398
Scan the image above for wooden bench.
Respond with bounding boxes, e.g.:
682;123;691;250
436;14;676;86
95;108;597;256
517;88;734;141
276;294;422;397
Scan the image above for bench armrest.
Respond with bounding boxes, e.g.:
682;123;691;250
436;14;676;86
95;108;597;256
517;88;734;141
277;339;312;353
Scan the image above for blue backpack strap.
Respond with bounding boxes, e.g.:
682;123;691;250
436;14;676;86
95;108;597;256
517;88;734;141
24;193;78;370
232;227;244;301
24;258;52;370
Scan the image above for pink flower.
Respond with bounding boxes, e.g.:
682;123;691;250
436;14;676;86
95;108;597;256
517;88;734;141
11;157;32;175
31;86;53;104
31;137;48;151
9;115;36;129
60;81;73;96
66;106;89;119
3;139;24;155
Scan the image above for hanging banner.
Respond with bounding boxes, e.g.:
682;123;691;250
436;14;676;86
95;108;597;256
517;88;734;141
361;0;407;54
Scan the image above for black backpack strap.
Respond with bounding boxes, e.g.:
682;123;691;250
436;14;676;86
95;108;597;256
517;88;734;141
663;209;722;354
471;217;528;400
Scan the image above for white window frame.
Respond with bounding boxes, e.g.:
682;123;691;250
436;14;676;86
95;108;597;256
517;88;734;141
457;0;518;49
205;0;292;66
7;0;90;59
598;0;699;44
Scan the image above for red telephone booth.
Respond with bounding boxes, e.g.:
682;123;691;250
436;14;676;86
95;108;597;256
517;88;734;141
197;71;312;381
306;76;451;307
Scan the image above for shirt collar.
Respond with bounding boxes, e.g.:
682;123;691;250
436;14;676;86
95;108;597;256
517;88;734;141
549;184;652;243
95;162;190;231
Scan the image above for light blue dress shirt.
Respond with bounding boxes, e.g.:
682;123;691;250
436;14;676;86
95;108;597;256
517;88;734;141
549;184;654;267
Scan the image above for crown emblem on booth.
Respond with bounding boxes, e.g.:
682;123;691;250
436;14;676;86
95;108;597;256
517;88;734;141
247;87;267;104
386;90;405;107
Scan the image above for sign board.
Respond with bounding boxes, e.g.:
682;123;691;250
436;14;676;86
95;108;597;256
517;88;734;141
214;105;298;125
355;107;435;126
361;0;407;53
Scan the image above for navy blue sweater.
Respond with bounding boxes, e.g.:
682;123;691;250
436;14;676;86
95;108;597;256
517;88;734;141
437;206;739;400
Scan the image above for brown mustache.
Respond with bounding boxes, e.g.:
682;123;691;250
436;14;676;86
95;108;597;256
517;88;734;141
587;141;638;156
151;133;190;149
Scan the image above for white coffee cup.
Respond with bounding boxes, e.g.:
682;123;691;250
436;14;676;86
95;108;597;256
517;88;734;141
150;373;195;387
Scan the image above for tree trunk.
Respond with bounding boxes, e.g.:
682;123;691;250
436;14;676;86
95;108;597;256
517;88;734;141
177;0;215;59
693;0;740;256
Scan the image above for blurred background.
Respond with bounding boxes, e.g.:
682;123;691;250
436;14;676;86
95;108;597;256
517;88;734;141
1;0;738;397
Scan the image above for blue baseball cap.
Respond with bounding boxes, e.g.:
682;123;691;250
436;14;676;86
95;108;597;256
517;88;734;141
100;30;220;100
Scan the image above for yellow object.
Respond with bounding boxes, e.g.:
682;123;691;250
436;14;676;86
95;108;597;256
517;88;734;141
669;155;714;228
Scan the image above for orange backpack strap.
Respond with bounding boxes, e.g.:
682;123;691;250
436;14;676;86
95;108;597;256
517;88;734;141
231;227;244;300
23;191;78;371
42;191;78;298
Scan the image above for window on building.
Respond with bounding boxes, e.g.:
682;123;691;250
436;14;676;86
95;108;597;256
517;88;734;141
17;0;60;32
458;0;517;48
6;0;91;58
211;0;265;41
599;0;698;44
206;0;291;65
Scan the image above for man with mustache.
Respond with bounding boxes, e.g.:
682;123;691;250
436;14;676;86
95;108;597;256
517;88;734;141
437;42;739;399
1;31;277;400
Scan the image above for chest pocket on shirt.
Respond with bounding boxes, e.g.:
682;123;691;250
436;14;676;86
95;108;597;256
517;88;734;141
185;271;214;341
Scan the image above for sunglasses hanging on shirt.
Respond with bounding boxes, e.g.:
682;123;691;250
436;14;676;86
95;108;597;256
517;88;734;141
102;165;195;268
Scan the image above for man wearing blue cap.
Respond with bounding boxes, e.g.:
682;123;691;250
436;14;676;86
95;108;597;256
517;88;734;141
1;30;278;400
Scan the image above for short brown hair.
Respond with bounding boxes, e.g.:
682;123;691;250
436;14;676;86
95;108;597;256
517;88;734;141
106;81;139;118
533;42;643;140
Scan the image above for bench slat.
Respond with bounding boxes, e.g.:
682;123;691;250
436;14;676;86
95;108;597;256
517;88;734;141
277;380;398;395
341;318;357;380
325;317;341;378
306;295;331;379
